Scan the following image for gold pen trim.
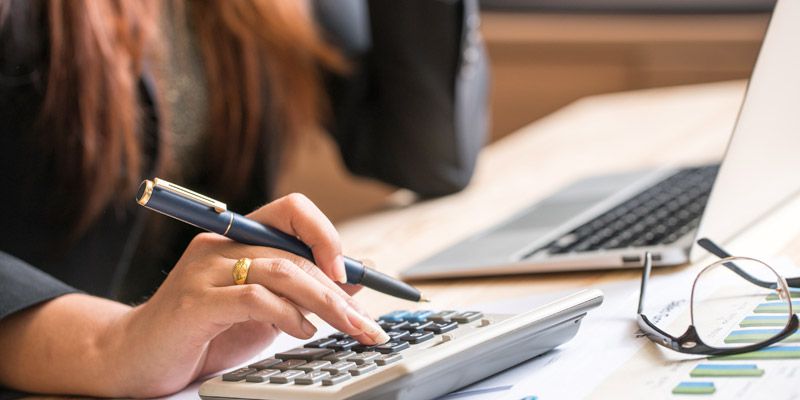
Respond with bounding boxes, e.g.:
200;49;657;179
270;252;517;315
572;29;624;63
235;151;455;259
152;178;227;213
136;180;154;206
223;212;234;236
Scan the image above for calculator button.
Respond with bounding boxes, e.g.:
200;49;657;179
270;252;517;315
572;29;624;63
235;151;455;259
269;370;304;384
322;350;356;362
222;367;256;382
406;310;434;323
379;310;411;322
428;310;458;322
273;359;307;370
322;361;357;374
406;331;435;344
296;360;331;372
304;338;336;348
425;321;458;334
347;351;380;365
245;369;280;383
386;330;411;341
352;344;378;353
452;311;484;323
322;372;352;386
349;362;378;376
295;370;331;385
248;357;281;370
326;339;360;351
275;347;333;361
375;341;410;353
402;321;434;331
383;321;410;331
328;332;349;340
375;354;403;366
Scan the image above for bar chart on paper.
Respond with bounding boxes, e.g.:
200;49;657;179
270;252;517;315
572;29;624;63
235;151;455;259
591;284;800;399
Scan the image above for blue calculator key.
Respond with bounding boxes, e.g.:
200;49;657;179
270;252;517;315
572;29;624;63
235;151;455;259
406;310;434;323
379;310;411;322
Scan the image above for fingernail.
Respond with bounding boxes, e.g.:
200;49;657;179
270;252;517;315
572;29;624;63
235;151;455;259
336;255;347;284
302;319;317;336
345;305;385;340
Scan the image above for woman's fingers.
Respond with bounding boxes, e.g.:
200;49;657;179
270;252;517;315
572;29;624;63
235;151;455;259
208;285;317;340
246;193;347;284
247;258;389;344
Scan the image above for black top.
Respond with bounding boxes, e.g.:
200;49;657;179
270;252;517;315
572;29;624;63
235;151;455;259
0;0;487;397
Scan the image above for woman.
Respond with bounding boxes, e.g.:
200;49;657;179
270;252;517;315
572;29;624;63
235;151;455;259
0;0;487;397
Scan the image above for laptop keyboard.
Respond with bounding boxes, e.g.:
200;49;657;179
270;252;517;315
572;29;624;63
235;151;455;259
529;165;719;256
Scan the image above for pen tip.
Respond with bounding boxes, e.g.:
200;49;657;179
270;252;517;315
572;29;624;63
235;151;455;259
419;295;431;303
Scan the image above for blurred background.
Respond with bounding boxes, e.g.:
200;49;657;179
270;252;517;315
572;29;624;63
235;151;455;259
277;0;774;223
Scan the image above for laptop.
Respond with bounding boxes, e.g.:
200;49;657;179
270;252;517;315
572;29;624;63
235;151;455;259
401;0;800;280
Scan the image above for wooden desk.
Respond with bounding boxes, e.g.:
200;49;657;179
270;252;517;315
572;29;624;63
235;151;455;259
337;80;800;316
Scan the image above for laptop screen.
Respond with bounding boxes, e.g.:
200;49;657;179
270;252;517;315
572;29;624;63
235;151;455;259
693;0;800;259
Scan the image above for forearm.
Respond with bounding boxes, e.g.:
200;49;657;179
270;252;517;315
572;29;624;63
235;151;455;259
0;293;130;397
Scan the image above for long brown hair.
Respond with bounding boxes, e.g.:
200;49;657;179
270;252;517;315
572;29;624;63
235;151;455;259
36;0;342;234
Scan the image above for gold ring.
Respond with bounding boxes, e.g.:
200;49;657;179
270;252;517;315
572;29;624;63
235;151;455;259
232;258;252;285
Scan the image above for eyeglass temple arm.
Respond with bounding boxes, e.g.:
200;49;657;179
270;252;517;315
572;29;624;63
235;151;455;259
637;252;653;314
697;237;777;289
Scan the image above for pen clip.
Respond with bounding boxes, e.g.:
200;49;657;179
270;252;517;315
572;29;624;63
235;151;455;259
152;178;227;213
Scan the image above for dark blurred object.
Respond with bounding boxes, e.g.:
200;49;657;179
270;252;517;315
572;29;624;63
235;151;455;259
481;0;776;13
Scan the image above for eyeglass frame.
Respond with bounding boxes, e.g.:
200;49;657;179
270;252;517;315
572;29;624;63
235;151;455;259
636;238;800;356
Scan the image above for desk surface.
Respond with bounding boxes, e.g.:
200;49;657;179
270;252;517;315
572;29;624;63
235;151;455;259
339;79;770;315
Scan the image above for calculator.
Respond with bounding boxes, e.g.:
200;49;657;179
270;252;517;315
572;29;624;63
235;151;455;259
199;289;603;400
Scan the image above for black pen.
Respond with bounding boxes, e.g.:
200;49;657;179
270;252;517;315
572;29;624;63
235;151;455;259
136;178;428;302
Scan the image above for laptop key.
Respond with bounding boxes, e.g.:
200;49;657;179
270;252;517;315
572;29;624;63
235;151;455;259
222;367;256;382
295;371;330;385
322;372;352;386
275;347;333;361
245;369;280;383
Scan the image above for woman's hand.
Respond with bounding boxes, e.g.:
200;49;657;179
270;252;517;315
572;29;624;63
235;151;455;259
112;193;389;396
0;193;388;398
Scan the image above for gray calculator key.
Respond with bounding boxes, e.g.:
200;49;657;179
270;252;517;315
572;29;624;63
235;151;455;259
375;354;403;366
323;350;356;362
406;331;434;344
452;311;484;323
222;367;256;382
386;330;411;341
424;321;458;334
375;341;410;353
269;370;304;384
428;310;458;322
322;361;357;374
245;369;280;383
322;372;352;386
295;370;331;385
273;359;307;370
248;357;281;370
402;321;434;331
296;360;331;372
305;338;337;348
347;351;380;365
275;347;333;361
327;339;360;351
349;362;377;376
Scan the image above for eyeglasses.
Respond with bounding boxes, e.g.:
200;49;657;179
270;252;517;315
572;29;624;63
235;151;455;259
637;238;800;356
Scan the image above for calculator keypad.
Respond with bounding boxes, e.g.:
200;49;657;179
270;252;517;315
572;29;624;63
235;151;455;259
225;309;484;387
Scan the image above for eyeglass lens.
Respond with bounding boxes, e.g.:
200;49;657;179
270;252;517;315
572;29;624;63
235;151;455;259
691;257;793;349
